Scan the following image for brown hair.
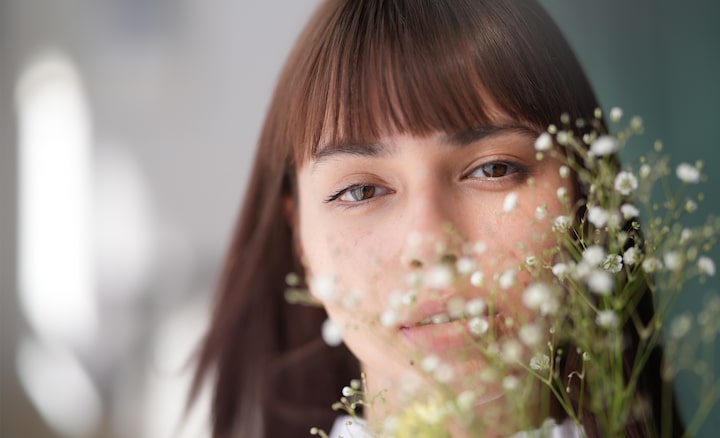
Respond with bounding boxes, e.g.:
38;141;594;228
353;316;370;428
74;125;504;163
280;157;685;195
191;1;682;436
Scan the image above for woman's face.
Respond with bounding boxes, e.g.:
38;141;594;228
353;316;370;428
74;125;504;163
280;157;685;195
295;112;572;394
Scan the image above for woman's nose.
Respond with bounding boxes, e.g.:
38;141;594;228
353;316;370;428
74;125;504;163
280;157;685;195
398;187;463;270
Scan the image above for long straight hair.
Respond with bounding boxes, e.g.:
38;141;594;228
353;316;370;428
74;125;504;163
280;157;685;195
191;1;682;436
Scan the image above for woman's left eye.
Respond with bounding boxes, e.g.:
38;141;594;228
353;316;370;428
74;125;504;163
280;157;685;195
468;161;524;179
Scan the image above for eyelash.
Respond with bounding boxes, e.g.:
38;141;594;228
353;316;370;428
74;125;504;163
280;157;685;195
324;160;530;205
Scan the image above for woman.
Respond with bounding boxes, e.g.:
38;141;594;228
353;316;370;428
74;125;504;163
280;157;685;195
192;0;683;436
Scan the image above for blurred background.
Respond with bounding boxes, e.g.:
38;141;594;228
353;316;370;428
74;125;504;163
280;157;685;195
0;0;718;437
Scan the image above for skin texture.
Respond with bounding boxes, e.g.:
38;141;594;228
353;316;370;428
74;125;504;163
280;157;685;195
295;112;575;432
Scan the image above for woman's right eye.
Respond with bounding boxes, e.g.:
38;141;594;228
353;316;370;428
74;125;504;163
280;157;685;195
324;184;388;204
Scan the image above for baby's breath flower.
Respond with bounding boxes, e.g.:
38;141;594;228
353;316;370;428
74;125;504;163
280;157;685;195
614;170;639;195
535;204;548;220
698;256;716;276
535;132;553;151
434;364;455;383
421;355;440;373
455;257;476;275
669;314;693;339
473;241;488;254
630;116;643;132
401;290;417;306
502;375;520;391
623;247;639;266
639;164;652;179
321;318;343;346
559;165;570;179
596;310;619;329
602;254;623;273
582;245;606;267
587;270;614;295
447;296;466;320
663;251;683;272
609;107;623;122
642;257;663;273
556;187;568;200
469;271;484;287
522;283;552;310
342;386;355;397
680;228;693;244
676;162;701;184
556;131;570;145
499;269;516;289
530;353;551;371
685;199;698;213
552;262;571;278
503;192;519;212
464;298;486;317
519;323;542;346
424;265;454;289
381;309;399;327
501;340;522;363
525;255;537;266
590;135;619;156
311;274;337;300
456;391;476;412
468;317;489;336
620;203;640;220
553;215;571;232
588;206;609;228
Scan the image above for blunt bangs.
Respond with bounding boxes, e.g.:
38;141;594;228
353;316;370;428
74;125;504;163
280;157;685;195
273;0;600;166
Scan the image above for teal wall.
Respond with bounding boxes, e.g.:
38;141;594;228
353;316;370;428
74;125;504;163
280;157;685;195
540;1;720;436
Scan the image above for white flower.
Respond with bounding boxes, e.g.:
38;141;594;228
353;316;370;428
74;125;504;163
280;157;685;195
552;262;571;278
556;187;568;200
559;165;570;179
639;164;652;179
311;274;337;300
663;251;683;272
321;318;343;346
642;257;663;273
502;375;520;391
380;309;398;327
614;171;639;195
535;132;553;151
590;135;619;156
421;355;440;373
596;310;619;329
424;265;454;289
530;353;551;371
342;386;354;397
468;317;489;336
587;270;614;295
470;271;484;287
556;131;569;145
519;324;542;346
501;340;522;363
447;296;466;320
434;363;455;383
698;256;716;276
464;298;486;316
523;283;552;310
623;247;639;266
680;228;693;244
685;200;698;213
553;215;571;232
499;269;516;289
535;204;548;220
473;241;488;254
456;391;477;412
609;107;623;122
588;206;609;228
525;255;537;266
456;257;476;275
582;245;606;267
676;162;700;183
602;254;623;273
503;192;519;212
620;203;640;219
630;116;643;131
669;314;693;339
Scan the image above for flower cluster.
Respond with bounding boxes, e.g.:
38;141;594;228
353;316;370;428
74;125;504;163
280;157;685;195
290;108;720;437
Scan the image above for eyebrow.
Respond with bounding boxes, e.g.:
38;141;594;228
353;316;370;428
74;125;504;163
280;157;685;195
311;123;537;170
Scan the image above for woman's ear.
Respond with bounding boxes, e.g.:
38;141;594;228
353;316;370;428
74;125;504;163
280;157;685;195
283;194;304;260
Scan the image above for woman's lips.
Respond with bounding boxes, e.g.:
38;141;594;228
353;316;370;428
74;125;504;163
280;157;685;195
399;312;502;353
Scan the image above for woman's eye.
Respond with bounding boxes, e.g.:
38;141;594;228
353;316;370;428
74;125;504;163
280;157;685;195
469;162;520;179
325;184;388;204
